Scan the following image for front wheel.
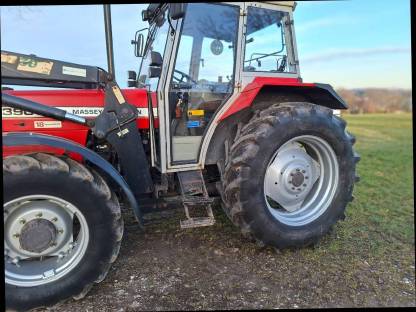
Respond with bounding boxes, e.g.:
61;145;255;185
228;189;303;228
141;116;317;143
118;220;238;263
4;153;123;311
222;102;360;248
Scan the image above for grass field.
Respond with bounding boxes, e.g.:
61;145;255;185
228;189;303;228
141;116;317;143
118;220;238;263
339;113;414;254
49;113;415;311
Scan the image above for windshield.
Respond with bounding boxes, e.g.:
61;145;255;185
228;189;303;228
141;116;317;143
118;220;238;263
137;11;170;91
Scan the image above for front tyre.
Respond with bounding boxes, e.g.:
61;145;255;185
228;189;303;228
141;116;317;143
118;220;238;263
222;103;360;249
4;153;123;311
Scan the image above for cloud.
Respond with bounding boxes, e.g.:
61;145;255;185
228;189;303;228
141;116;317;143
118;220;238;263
295;16;352;33
301;47;411;63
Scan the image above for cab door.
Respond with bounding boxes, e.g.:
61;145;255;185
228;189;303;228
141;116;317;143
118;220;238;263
164;3;241;168
137;8;176;171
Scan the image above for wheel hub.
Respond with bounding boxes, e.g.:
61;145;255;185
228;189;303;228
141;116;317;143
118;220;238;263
4;195;90;287
264;141;321;212
263;135;340;226
4;199;73;259
290;171;304;187
19;219;57;253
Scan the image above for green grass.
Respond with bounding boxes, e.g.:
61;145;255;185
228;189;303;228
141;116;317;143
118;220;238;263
341;113;414;254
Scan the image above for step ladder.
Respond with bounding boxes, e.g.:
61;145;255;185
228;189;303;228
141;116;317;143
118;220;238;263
177;170;215;229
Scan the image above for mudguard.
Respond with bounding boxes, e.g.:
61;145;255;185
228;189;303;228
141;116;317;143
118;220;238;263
2;132;144;227
219;77;348;120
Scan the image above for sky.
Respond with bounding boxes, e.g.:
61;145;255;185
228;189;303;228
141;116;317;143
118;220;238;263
0;1;412;89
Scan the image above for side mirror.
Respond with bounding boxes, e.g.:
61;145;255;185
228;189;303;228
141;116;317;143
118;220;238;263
149;51;163;67
148;66;161;78
169;3;186;20
131;30;146;57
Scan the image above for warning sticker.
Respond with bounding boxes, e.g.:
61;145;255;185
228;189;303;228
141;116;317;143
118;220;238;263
1;53;18;64
188;109;204;117
112;86;126;104
62;66;87;77
17;57;53;75
117;128;129;137
34;120;62;128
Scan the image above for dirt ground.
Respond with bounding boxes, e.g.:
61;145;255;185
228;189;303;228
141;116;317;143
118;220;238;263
42;114;414;311
41;205;415;311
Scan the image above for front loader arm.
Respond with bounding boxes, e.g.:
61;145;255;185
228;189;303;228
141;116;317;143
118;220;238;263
1;50;154;198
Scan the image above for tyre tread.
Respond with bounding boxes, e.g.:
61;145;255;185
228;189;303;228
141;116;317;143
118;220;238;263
4;153;123;311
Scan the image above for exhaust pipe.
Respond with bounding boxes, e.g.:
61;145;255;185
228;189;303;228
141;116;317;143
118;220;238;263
2;93;88;126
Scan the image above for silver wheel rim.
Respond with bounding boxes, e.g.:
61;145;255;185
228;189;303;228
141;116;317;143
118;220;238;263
264;135;339;226
4;195;89;287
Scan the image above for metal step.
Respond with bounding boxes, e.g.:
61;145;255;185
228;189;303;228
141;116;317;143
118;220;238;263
180;216;215;228
177;170;216;229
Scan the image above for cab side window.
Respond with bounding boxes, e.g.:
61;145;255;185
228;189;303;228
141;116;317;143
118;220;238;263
244;6;295;73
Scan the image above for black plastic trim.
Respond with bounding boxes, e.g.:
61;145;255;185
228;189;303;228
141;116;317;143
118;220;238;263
313;83;348;109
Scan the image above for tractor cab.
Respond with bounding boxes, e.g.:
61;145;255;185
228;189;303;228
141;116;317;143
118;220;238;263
133;2;298;172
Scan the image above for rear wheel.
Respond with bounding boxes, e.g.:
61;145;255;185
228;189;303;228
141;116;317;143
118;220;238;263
221;102;360;248
3;153;123;311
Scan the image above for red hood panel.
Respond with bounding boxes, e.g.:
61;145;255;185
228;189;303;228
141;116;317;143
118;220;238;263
2;88;156;156
4;88;149;108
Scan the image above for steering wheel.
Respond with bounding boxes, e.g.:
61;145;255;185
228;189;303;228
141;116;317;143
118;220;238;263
173;69;198;85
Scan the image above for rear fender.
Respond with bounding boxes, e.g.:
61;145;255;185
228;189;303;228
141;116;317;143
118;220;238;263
206;78;347;165
2;132;143;227
219;78;347;121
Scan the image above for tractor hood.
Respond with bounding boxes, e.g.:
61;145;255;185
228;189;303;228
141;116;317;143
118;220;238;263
2;88;155;129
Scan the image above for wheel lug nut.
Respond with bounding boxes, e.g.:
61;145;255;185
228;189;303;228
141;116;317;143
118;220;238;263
289;181;292;184
303;184;307;187
296;168;300;172
58;229;64;234
305;176;309;179
13;233;20;238
36;213;43;218
51;217;58;222
302;170;306;173
19;219;26;224
292;187;295;190
297;188;301;191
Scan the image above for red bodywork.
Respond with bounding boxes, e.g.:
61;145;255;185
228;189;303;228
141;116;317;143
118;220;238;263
219;77;314;121
2;77;317;157
2;88;155;157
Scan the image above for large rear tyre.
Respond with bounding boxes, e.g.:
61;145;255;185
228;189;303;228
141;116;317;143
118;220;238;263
3;153;123;311
221;102;360;249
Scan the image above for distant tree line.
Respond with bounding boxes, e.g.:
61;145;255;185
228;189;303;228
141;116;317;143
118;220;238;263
337;88;412;114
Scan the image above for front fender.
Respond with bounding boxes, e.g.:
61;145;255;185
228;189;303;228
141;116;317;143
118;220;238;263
2;132;143;227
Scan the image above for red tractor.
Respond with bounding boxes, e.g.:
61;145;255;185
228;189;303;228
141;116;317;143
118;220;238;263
2;2;359;311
